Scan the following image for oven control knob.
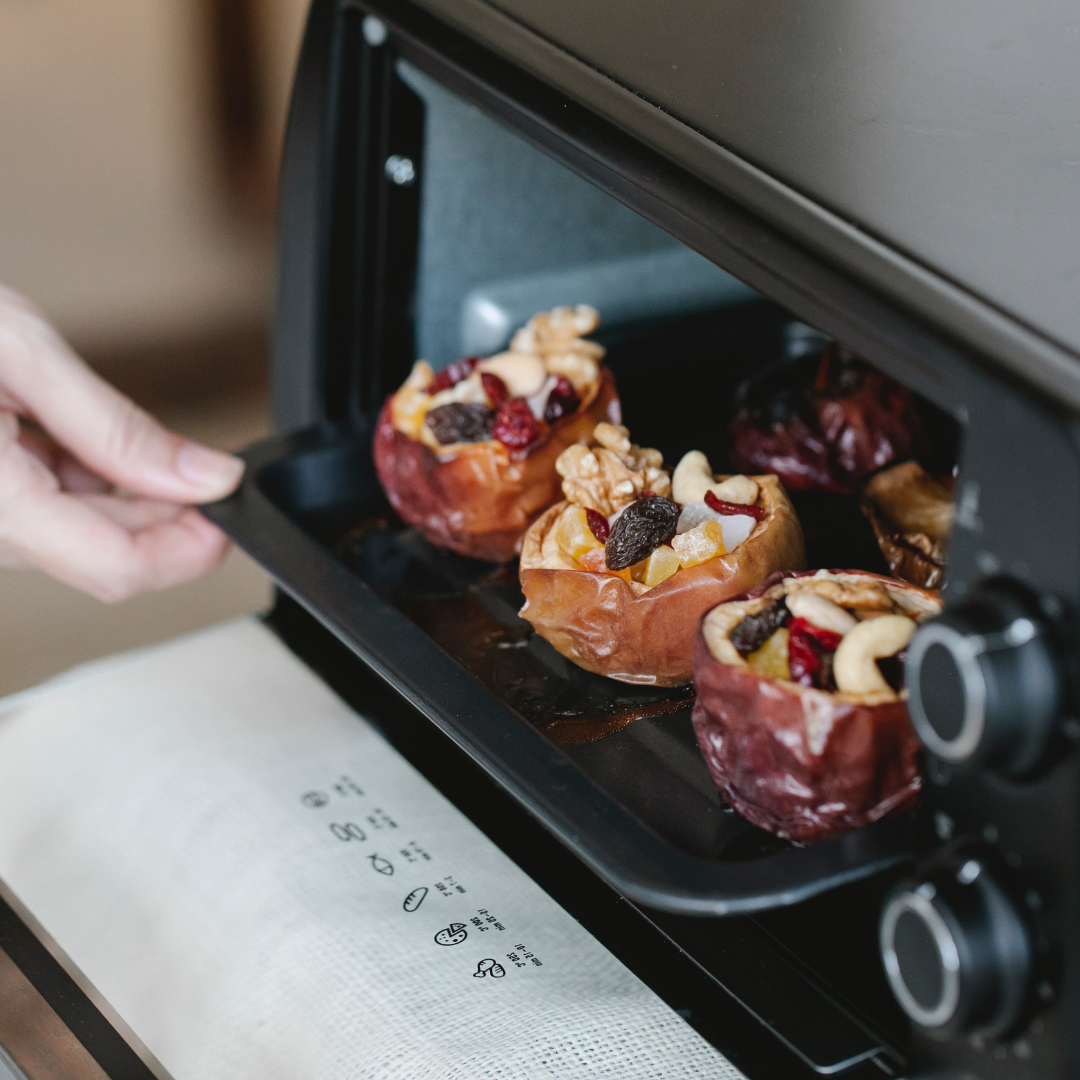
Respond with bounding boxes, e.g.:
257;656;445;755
879;859;1032;1037
904;579;1062;775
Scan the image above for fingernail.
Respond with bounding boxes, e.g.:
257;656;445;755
175;442;245;498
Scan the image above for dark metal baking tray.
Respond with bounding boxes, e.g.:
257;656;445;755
203;319;917;916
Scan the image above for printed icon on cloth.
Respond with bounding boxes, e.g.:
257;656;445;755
473;958;506;978
301;791;329;808
403;887;428;912
435;923;468;946
368;853;394;875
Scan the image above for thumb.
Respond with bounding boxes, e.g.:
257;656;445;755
0;287;245;502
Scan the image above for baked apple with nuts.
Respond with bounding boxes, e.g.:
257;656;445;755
692;570;941;842
860;460;955;589
373;305;619;561
518;425;805;685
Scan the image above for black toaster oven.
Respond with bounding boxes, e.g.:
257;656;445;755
200;3;1080;1077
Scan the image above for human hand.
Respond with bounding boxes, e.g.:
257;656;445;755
0;285;246;601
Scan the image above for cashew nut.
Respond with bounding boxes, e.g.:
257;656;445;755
477;352;547;398
784;592;857;635
711;474;759;505
672;450;758;506
833;615;917;696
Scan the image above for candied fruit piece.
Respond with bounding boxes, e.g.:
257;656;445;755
493;399;542;450
543;376;581;423
428;356;479;394
670;519;726;568
747;627;790;681
554;506;604;562
605;495;680;571
640;544;681;587
424;402;494;445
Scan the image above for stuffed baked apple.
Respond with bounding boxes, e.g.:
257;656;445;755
693;570;941;842
374;305;619;562
729;344;927;495
860;461;955;589
518;425;805;685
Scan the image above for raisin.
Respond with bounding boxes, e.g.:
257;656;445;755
427;357;479;394
543;376;580;424
424;402;494;445
704;490;767;521
605;495;679;571
585;508;610;544
481;371;508;404
493;399;542;450
730;598;790;657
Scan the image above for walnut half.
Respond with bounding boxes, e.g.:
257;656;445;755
555;423;670;516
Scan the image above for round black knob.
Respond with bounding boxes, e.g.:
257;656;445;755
905;579;1062;775
879;859;1032;1038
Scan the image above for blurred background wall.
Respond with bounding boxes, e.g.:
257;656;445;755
0;0;311;694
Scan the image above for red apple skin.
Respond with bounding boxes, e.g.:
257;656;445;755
518;477;805;686
690;570;933;843
373;367;619;563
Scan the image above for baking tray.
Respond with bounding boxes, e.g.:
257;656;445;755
203;311;916;915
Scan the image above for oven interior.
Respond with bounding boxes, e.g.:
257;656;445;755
204;11;1080;1077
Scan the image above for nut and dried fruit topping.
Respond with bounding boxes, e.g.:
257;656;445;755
480;371;509;404
424;403;495;445
428;356;479;394
707;571;937;701
704;490;767;521
543;376;581;423
492;398;542;450
585;507;610;544
555;423;670;517
605;495;680;571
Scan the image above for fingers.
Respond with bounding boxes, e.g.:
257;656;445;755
0;287;245;503
2;488;231;602
17;424;112;494
0;406;232;601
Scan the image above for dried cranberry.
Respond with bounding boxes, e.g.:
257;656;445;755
704;490;767;521
639;490;656;499
543;376;580;424
730;598;790;657
787;618;841;689
585;508;610;544
493;399;542;450
788;616;843;652
424;402;494;445
427;357;479;394
480;371;508;403
786;623;822;688
605;495;680;571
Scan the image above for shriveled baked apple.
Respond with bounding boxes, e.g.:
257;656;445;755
729;345;927;495
518;426;805;685
860;460;955;589
693;570;941;842
373;305;619;562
